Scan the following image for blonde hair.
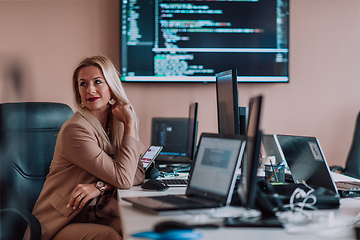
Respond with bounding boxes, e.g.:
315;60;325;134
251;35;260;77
72;55;139;156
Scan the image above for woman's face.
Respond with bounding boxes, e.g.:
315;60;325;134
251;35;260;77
77;65;112;115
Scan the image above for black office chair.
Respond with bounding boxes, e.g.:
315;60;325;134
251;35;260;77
331;111;360;179
0;102;73;240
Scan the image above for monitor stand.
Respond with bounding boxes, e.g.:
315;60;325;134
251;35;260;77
224;188;283;228
224;215;283;228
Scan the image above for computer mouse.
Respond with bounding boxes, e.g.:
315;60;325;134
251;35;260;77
154;221;192;233
154;220;219;233
141;179;169;191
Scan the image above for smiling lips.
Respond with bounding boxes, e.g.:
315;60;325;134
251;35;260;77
87;97;100;102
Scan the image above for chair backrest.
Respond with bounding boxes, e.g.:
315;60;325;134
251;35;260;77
344;111;360;179
0;102;73;211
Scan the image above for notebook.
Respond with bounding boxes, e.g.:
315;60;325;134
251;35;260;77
122;133;246;214
276;134;360;198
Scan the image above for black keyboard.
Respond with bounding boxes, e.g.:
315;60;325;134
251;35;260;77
160;179;188;185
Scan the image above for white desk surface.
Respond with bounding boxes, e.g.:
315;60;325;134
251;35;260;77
118;172;360;240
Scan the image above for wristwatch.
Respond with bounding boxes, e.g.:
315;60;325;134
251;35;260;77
95;181;106;195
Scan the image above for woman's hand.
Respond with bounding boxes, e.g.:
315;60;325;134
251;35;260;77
67;183;100;210
112;103;136;137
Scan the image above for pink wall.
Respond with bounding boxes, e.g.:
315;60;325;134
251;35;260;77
0;0;359;167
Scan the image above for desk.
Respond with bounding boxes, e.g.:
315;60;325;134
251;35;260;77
118;173;360;240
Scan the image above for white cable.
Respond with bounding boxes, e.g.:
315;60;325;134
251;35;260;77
280;182;318;225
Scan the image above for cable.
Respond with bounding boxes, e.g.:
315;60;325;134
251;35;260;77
280;183;360;238
279;181;318;225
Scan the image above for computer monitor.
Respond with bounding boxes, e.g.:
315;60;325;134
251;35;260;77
186;102;198;160
238;95;263;209
216;69;248;135
216;69;240;135
151;102;198;163
151;118;188;160
225;95;282;227
239;106;249;136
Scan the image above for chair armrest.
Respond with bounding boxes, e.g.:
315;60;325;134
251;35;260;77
0;208;41;240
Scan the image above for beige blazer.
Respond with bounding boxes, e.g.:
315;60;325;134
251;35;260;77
24;113;145;240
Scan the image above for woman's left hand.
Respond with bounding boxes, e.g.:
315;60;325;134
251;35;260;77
112;103;136;137
67;183;100;210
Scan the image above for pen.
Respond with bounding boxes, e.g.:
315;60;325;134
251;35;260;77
269;159;279;182
266;167;280;182
277;160;285;168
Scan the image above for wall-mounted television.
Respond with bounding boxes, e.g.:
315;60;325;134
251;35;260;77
120;0;289;83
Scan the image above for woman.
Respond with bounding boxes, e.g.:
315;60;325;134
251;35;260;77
24;55;145;240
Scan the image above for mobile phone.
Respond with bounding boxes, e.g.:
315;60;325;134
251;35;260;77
141;146;163;171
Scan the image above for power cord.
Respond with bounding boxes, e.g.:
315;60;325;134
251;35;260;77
279;181;318;225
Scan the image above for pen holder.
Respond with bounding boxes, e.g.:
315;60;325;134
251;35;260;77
265;164;285;184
